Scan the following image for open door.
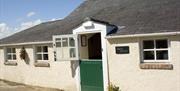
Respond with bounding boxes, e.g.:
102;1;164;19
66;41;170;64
53;34;79;61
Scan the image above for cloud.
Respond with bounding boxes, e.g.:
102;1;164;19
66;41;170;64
0;23;9;32
27;11;36;17
0;23;12;39
19;19;42;30
0;19;42;39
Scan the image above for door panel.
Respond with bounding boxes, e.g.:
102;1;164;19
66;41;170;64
53;34;79;61
80;60;104;91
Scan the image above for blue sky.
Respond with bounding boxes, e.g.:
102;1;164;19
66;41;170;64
0;0;83;39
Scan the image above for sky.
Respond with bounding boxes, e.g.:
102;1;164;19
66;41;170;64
0;0;83;39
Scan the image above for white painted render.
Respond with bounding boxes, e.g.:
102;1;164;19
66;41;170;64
0;45;77;91
107;35;180;91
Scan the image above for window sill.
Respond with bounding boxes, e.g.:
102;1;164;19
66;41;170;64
140;63;173;70
4;61;17;66
34;61;50;67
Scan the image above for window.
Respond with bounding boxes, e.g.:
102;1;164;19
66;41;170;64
36;46;49;60
6;48;16;60
142;39;169;62
53;35;78;61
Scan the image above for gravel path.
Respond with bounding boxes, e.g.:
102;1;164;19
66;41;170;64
0;79;63;91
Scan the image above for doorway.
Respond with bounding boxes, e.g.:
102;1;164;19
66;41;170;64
79;33;104;91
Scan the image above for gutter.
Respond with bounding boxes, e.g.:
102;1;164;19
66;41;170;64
106;32;180;39
0;41;53;47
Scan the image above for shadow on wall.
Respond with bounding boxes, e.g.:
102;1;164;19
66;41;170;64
70;61;79;78
24;52;30;65
20;47;30;65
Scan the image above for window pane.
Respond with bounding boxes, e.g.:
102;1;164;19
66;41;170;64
12;48;16;53
37;54;42;60
69;37;75;47
7;48;11;53
13;54;16;60
144;51;155;60
55;38;61;42
143;40;154;49
37;47;42;52
43;46;48;52
62;38;68;47
43;54;49;60
156;40;168;48
7;55;12;60
56;42;61;47
70;48;76;58
156;50;168;60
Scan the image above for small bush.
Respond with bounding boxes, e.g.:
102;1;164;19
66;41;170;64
108;83;121;91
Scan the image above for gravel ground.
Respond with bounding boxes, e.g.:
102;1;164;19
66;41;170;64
0;79;63;91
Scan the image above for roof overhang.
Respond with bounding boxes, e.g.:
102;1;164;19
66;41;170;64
0;41;53;47
106;32;180;39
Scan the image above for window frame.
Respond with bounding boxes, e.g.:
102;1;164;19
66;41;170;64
53;34;79;61
141;38;170;63
6;47;17;61
35;46;49;61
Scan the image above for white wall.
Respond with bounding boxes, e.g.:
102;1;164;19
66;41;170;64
107;35;180;91
0;44;77;91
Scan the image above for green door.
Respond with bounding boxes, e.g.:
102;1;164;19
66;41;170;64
80;60;104;91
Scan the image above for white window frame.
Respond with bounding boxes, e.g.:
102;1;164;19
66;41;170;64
53;34;79;61
6;47;16;61
141;38;170;63
35;46;49;61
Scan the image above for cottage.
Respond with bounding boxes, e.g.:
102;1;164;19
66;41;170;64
0;0;180;91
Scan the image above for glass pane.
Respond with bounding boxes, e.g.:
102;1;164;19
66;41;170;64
13;54;16;60
62;38;68;47
7;48;11;53
37;54;42;60
69;37;75;47
43;46;48;52
12;48;16;53
143;51;155;60
143;40;154;49
55;38;61;42
7;55;12;60
43;54;49;60
70;48;76;58
156;40;168;48
56;42;61;47
37;47;42;52
156;50;168;60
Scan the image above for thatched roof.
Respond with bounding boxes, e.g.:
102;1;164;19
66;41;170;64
0;0;180;44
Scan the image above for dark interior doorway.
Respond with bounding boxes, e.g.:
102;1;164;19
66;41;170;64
88;33;102;59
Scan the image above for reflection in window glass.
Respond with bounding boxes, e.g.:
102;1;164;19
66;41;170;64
70;48;76;58
43;54;49;60
156;51;168;60
43;46;48;52
56;38;61;42
143;51;154;60
37;47;42;52
69;37;75;47
7;48;11;53
12;48;16;53
156;40;168;48
62;38;68;47
143;40;154;49
13;55;16;60
37;54;42;60
56;42;61;47
7;55;11;60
